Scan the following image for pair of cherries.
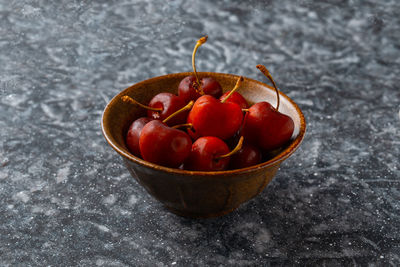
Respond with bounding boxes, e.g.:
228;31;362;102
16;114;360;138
123;36;294;171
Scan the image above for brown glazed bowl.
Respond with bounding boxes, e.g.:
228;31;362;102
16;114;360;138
101;72;306;218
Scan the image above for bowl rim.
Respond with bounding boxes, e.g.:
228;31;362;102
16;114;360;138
101;71;306;177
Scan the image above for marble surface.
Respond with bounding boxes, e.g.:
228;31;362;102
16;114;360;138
1;0;399;266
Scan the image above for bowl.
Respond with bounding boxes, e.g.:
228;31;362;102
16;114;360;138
101;72;306;218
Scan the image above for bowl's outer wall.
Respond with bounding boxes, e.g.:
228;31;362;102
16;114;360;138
123;157;280;218
102;72;306;218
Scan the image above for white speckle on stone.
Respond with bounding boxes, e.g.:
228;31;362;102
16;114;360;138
257;228;271;243
4;94;27;107
21;5;42;17
40;103;63;121
0;171;7;180
348;18;364;28
42;241;53;249
45;209;57;216
96;259;104;266
255;228;273;253
308;11;317;19
307;140;321;163
56;164;71;183
14;191;30;203
171;262;177;265
96;224;110;233
32;205;44;213
228;15;238;23
103;194;116;205
128;194;139;205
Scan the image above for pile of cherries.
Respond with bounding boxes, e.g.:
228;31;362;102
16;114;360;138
123;36;294;171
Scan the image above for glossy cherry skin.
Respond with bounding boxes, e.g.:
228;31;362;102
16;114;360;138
147;92;188;126
126;117;153;157
241;102;294;151
139;120;192;168
219;91;249;109
187;95;243;140
184;136;230;171
229;143;262;169
202;77;223;98
178;75;223;103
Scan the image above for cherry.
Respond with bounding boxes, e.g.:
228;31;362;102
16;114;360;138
126;117;153;157
184;136;244;171
139;120;192;168
125;101;193;159
147;93;189;126
220;91;249;109
178;36;222;103
229;143;262;169
122;93;190;126
241;65;294;151
187;76;244;140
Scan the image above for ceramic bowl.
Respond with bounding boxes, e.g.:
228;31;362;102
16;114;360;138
101;72;306;218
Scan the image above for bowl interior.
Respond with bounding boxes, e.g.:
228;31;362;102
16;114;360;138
102;72;306;175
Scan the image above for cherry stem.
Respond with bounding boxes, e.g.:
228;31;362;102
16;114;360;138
215;136;244;160
256;64;280;111
220;76;244;103
162;100;194;124
121;95;163;112
192;35;208;94
171;123;193;129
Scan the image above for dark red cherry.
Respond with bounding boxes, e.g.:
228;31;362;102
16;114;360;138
147;92;188;126
178;76;199;103
241;65;294;151
219;91;249;109
201;77;223;98
178;76;222;103
121;94;189;127
184;136;230;171
242;102;294;150
126;117;153;157
178;36;222;103
139;120;192;168
229;143;262;169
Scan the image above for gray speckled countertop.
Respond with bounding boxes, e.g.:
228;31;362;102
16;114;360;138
1;0;399;266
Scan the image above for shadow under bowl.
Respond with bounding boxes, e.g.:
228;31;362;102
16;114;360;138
101;72;306;218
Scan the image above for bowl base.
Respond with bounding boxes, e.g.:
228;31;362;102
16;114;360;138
165;205;240;219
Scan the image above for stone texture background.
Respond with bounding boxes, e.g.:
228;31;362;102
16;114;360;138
0;0;399;266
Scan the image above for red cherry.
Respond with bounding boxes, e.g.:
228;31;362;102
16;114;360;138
121;94;188;127
178;76;222;103
187;76;245;140
201;77;223;98
178;36;222;103
178;76;199;103
242;102;294;150
184;136;230;171
187;95;243;140
241;65;294;151
229;143;262;169
147;92;188;126
126;117;153;157
219;91;249;109
139;120;192;168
